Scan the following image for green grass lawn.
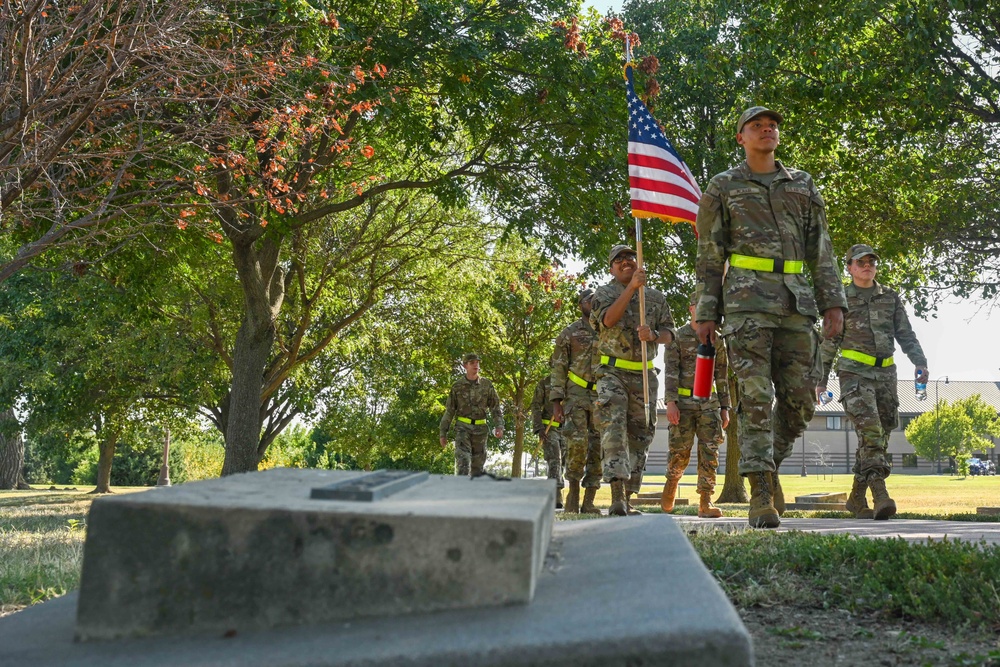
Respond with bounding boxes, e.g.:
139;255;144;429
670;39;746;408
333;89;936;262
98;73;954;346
0;486;146;616
573;472;1000;518
2;476;1000;619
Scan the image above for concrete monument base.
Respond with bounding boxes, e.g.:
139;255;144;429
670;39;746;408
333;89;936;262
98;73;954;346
76;469;554;640
0;516;753;667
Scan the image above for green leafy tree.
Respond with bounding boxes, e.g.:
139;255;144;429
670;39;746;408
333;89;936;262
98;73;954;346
905;394;1000;473
464;243;582;477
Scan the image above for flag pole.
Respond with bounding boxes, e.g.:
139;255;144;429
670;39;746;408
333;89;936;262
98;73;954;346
626;38;651;424
635;216;652;425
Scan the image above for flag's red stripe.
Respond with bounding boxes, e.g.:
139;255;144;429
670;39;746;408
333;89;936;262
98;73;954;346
629;177;701;205
628;152;698;189
631;199;697;224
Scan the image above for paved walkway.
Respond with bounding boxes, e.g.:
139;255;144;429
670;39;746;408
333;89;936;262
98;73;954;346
670;515;1000;546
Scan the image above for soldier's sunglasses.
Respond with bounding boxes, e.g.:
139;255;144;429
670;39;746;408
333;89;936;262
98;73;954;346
613;253;637;264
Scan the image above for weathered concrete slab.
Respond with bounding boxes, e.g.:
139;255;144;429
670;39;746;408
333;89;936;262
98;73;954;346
634;492;689;506
75;469;554;640
794;492;848;503
0;516;752;667
786;492;847;511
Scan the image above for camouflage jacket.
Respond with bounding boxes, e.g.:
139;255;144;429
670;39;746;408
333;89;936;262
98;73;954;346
439;375;503;437
663;323;731;410
590;279;675;374
549;317;597;401
530;375;559;434
694;161;847;327
820;281;926;381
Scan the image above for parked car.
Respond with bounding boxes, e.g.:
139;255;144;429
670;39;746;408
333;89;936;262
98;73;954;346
967;458;997;476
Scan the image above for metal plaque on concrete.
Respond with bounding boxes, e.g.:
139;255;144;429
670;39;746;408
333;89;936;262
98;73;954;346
75;468;555;640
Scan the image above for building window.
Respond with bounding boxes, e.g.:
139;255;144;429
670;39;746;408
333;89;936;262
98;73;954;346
826;416;842;430
902;454;918;468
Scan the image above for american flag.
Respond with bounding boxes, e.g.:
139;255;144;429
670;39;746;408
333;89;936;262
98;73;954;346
626;64;701;227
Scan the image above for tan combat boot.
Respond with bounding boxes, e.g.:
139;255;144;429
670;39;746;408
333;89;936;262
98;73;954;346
580;487;601;514
747;471;780;528
660;477;679;512
625;491;644;515
698;491;723;518
869;477;897;520
770;470;785;516
563;481;580;514
845;477;875;519
609;480;628;516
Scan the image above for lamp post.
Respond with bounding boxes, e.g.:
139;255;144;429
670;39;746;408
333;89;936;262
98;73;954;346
934;376;949;475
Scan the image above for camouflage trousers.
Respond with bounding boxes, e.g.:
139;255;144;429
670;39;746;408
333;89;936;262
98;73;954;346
454;424;488;476
539;429;566;489
667;408;724;494
595;369;658;494
724;313;821;476
840;372;897;481
560;390;602;489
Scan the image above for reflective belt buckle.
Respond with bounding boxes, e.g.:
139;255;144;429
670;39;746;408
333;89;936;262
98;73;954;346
568;371;596;391
731;253;803;274
600;355;654;372
841;349;894;368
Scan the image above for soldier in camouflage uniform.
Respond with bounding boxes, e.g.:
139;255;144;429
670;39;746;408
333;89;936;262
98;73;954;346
591;245;675;516
662;289;732;518
439;353;504;476
550;289;603;514
694;106;847;528
819;244;928;520
530;373;566;508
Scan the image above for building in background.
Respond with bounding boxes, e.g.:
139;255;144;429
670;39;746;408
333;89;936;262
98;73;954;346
646;380;1000;476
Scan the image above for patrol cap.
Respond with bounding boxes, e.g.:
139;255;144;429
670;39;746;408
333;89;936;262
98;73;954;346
578;288;595;304
736;106;783;134
846;243;880;264
462;353;480;363
608;244;637;266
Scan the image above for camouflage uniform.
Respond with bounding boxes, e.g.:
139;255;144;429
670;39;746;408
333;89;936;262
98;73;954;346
695;160;847;475
591;280;675;492
663;323;731;494
530;375;565;489
821;280;926;481
550;317;602;489
439;375;503;476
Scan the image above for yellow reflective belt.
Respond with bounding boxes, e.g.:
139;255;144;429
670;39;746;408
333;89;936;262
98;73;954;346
677;387;716;397
840;349;894;368
600;355;654;371
568;371;596;391
541;418;561;428
456;416;487;425
730;253;804;274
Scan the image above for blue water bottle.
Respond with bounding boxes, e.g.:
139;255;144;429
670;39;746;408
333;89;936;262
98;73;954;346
915;370;927;401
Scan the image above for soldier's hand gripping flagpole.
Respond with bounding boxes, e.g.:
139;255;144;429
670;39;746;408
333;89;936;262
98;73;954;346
635;217;652;425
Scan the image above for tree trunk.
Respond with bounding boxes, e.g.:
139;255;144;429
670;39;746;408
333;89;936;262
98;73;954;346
0;408;30;490
93;426;122;494
221;237;285;476
510;386;525;478
716;371;747;503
